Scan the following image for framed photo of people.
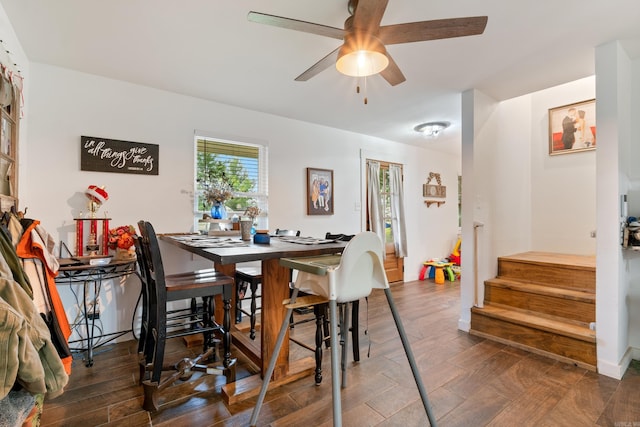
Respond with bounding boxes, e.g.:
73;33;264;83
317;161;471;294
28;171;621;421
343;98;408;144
548;99;596;155
307;167;333;215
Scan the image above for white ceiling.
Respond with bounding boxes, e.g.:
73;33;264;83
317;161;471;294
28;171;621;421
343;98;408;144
2;0;640;156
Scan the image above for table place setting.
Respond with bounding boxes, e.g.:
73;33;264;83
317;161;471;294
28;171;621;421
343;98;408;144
168;235;249;248
274;235;336;245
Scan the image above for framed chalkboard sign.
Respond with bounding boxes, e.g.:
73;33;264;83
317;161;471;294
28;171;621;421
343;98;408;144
81;136;159;175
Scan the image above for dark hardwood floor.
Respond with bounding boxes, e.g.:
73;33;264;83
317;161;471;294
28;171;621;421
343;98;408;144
41;280;640;426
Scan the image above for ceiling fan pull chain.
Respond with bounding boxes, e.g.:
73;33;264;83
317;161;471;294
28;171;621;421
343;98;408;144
363;75;368;105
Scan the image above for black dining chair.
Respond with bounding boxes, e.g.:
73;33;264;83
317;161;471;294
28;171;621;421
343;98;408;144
134;220;236;412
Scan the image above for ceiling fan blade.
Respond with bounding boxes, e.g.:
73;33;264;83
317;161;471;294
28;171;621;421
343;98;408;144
352;0;389;32
379;53;405;86
248;11;345;40
294;47;341;81
378;16;488;45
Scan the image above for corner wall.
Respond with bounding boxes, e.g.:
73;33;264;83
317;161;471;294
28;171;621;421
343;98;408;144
459;78;600;353
595;41;634;379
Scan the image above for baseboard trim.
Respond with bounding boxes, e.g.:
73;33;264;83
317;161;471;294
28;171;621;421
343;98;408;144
597;347;634;380
458;318;470;332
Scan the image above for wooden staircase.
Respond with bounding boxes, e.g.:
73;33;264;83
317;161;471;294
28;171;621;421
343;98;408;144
470;251;597;370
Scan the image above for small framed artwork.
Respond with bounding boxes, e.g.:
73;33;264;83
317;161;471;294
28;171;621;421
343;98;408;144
548;99;596;155
307;167;333;215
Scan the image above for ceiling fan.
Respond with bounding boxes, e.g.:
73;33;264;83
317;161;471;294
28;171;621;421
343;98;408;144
248;0;488;86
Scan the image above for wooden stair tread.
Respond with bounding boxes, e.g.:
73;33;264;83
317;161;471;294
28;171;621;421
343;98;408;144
488;277;595;302
499;251;595;270
472;304;595;342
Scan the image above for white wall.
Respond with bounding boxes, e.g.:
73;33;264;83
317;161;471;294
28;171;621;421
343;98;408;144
530;78;597;254
21;63;461;342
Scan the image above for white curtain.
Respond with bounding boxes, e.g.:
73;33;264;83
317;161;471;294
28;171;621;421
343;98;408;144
367;160;385;245
389;164;407;257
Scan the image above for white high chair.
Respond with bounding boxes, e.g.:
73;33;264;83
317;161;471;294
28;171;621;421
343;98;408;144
249;231;436;427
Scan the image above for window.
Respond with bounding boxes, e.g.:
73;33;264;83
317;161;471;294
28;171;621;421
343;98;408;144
195;136;268;229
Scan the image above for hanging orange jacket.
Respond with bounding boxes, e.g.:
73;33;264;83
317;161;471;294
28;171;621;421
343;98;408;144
16;220;72;374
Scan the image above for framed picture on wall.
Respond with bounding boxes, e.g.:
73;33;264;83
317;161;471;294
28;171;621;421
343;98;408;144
548;99;596;155
307;167;333;215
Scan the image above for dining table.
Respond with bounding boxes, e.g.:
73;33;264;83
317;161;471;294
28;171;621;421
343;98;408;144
159;233;347;404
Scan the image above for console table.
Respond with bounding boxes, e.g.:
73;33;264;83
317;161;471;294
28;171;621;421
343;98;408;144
55;258;139;367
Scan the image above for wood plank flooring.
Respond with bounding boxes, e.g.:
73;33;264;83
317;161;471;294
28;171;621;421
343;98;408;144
41;280;640;426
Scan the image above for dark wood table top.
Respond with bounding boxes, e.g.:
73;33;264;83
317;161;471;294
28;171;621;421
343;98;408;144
159;234;347;265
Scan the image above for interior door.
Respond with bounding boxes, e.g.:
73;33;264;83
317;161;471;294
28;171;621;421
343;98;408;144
366;160;404;283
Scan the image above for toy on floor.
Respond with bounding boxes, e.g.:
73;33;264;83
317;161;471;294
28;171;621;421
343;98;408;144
420;260;455;284
419;237;461;283
449;238;461;265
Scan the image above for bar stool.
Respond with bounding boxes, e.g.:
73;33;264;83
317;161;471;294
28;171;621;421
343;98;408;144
249;232;436;427
135;220;236;412
235;229;300;339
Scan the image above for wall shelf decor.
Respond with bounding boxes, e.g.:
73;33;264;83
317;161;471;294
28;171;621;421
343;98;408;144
423;172;446;207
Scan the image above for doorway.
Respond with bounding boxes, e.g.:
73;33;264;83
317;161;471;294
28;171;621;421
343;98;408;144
366;160;404;283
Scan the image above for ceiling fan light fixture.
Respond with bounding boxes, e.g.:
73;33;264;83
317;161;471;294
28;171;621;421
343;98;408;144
336;33;388;77
414;121;450;137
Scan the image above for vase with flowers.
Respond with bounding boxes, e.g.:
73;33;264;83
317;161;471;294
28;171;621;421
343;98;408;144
204;179;233;219
108;225;137;260
244;205;261;235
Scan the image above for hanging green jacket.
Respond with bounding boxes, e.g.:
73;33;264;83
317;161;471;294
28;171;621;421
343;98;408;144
0;225;31;298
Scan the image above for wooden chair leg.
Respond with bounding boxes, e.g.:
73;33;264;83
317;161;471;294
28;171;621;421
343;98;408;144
137;284;149;355
138;355;148;385
313;304;324;385
236;280;247;323
249;281;258;340
339;302;350;388
222;295;237;382
351;300;360;362
323;304;330;348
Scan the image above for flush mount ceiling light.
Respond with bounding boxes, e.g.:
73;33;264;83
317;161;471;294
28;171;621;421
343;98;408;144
414;121;450;137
